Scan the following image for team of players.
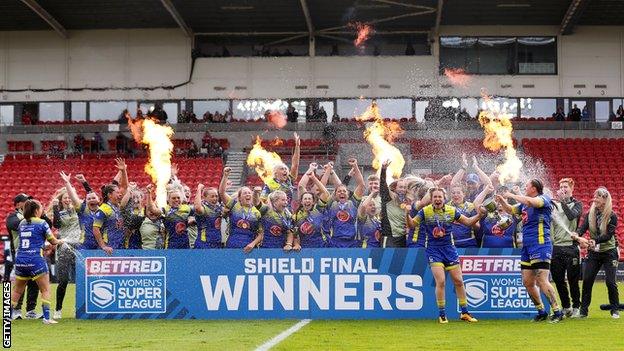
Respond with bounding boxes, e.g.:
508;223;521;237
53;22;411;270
7;144;620;323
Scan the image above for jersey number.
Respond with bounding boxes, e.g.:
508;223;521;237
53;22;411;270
21;239;30;249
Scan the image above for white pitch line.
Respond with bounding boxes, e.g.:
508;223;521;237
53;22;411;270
254;319;311;351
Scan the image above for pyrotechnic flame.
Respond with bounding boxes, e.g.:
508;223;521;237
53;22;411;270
350;22;373;48
128;117;174;207
270;137;284;147
246;136;284;184
266;110;287;129
478;96;522;183
443;68;470;87
356;102;405;184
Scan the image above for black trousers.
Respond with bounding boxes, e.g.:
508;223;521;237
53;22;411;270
55;247;76;311
382;235;406;248
551;245;581;309
580;248;620;315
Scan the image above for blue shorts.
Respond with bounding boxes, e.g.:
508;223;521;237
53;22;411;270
328;237;361;248
454;237;478;248
521;244;552;269
14;255;49;280
426;246;460;270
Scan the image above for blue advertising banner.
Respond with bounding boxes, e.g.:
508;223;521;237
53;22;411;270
76;248;545;320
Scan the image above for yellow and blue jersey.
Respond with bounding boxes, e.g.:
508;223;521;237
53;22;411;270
326;195;361;241
449;201;477;248
78;202;98;250
293;201;328;248
262;176;295;207
93;202;125;249
225;199;262;248
407;203;425;248
260;207;293;248
412;204;461;248
480;213;517;248
511;195;552;246
161;204;194;249
195;202;223;248
358;214;381;248
16;218;52;257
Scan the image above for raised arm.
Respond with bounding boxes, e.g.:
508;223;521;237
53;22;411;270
195;183;205;214
120;182;137;209
290;133;300;179
75;174;93;194
60;171;82;208
308;171;330;203
434;174;453;188
349;158;365;198
472;156;493;189
505;192;545;208
114;158;129;192
219;167;232;204
451;153;468;187
146;184;163;216
458;207;487;227
473;184;494;209
358;190;378;217
495;194;516;215
319;163;332;187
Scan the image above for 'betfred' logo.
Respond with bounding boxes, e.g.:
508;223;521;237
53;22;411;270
460;256;521;274
87;257;164;275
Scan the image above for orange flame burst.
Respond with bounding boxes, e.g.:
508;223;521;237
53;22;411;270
266;110;287;129
443;68;471;87
350;22;373;48
270;137;284;147
356;102;405;184
478;96;522;183
246;136;284;184
128;118;174;207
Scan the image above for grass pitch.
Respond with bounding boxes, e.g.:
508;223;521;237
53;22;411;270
6;283;624;351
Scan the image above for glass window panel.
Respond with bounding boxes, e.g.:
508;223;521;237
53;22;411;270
163;103;178;124
415;100;429;122
71;102;87;121
233;99;289;121
375;99;412;119
520;98;556;118
39;102;64;122
336;99;373;119
319;101;334;122
90;101;129;121
479;97;518;117
477;37;515;74
193;100;229;118
460;98;479;118
612;99;624;115
0;105;14;126
564;98;569;115
517;37;556;74
595;101;609;122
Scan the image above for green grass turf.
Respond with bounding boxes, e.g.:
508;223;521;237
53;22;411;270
6;283;624;351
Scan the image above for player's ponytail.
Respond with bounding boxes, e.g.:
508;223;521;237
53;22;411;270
23;199;42;223
101;184;116;203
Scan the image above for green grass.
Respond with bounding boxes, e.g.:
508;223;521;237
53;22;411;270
6;283;624;350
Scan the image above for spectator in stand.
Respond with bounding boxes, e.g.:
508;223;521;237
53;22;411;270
209;141;224;159
116;132;129;154
74;134;85;154
553;107;566;121
202;132;212;149
568;104;581;121
93;132;104;153
151;104;168;124
581;106;591;121
405;42;416;56
21;110;32;125
118;109;130;124
178;110;189;123
188;140;199;157
203;111;213;122
617;105;624;121
136;109;144;120
286;105;298;123
313;106;328;122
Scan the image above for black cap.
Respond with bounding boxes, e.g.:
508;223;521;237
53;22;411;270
13;193;32;205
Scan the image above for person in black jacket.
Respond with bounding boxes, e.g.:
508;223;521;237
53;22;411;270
6;193;54;319
571;187;620;319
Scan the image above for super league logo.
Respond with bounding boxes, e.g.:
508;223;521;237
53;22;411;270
464;278;488;308
90;280;116;309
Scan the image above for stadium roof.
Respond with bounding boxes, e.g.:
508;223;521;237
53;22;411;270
0;0;622;38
